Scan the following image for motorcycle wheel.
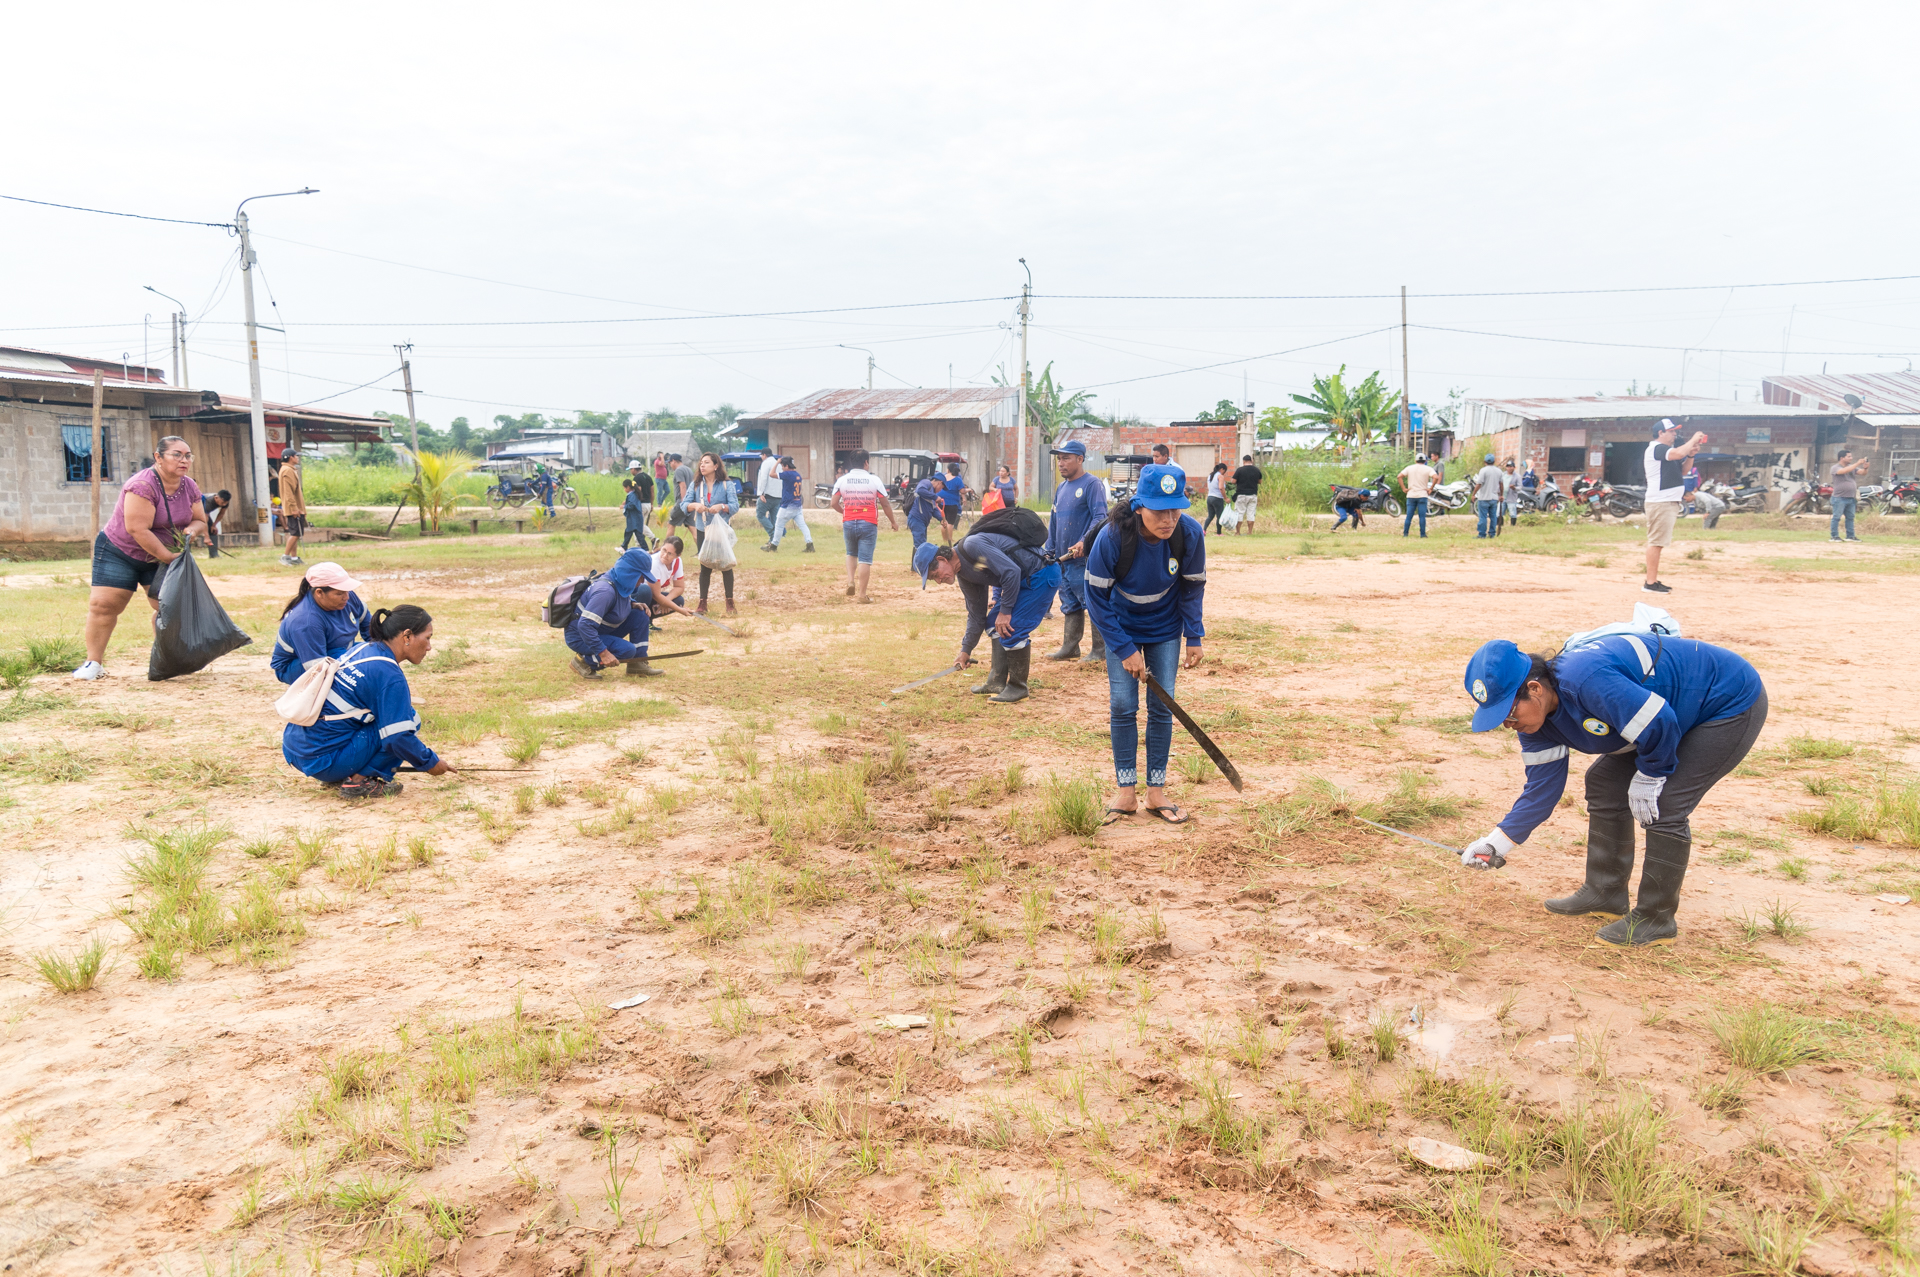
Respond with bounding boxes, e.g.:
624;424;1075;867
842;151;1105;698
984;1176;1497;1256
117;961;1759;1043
1383;497;1402;516
1544;496;1565;513
1606;500;1633;519
487;490;507;510
561;487;579;510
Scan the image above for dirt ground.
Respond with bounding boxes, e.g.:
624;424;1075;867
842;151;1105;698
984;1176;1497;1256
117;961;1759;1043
2;524;1917;1277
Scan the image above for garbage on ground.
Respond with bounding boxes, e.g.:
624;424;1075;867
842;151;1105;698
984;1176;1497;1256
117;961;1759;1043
879;1013;930;1030
1407;1136;1490;1172
609;992;651;1010
1876;894;1911;906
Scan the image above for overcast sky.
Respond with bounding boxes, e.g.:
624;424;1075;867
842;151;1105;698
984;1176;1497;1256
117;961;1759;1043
5;1;1917;429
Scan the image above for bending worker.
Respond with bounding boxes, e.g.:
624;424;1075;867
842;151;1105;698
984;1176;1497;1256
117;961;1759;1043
1458;630;1767;948
1043;440;1109;665
271;561;373;685
1084;463;1207;825
906;470;948;550
566;545;695;679
915;515;1060;704
281;605;454;799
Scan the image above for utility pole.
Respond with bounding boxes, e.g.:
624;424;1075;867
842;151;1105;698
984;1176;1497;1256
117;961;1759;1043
1016;259;1031;506
90;371;104;536
1399;285;1411;451
234;188;318;548
396;344;423;530
867;352;874;390
143;286;190;386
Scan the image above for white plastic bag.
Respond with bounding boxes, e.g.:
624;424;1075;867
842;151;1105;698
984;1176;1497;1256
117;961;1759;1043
697;516;737;570
275;656;341;726
1564;603;1682;654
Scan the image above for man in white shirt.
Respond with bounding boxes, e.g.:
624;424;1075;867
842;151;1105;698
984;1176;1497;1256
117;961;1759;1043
1642;418;1706;595
753;449;781;545
830;449;899;603
1397;454;1437;538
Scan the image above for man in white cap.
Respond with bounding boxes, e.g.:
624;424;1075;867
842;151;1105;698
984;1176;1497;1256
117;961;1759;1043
1642;418;1706;595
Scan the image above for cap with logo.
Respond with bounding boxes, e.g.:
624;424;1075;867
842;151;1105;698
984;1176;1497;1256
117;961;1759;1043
1653;418;1677;437
1050;440;1087;458
1132;463;1190;510
1463;639;1533;733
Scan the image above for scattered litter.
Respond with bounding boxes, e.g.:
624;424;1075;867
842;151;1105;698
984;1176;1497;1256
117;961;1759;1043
880;1014;930;1030
1877;893;1911;906
373;916;403;927
1407;1136;1490;1172
609;992;651;1011
1547;1033;1576;1044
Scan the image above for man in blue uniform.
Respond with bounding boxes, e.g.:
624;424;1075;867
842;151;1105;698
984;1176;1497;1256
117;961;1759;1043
1459;631;1767;947
917;519;1061;704
1084;463;1206;824
905;472;948;549
564;547;694;678
1044;440;1110;665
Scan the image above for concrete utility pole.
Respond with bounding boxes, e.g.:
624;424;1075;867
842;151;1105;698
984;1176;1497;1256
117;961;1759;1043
90;371;104;536
395;344;423;530
1016;259;1031;505
142;287;189;386
234;188;318;547
1399;285;1411;451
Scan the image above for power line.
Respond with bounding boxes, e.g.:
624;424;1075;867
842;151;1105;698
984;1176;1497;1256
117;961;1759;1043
290;367;403;407
1038;273;1920;302
1076;327;1402;388
0;192;230;229
1412;323;1920;358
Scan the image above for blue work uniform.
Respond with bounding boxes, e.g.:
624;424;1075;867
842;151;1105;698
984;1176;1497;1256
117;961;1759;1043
1497;635;1764;845
939;475;964;523
281;642;438;783
564;548;658;663
955;530;1061;654
907;477;946;547
1047;474;1109;615
271;591;373;685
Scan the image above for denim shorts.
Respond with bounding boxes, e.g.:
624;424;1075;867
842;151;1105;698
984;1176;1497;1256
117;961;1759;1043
842;519;878;564
91;532;165;595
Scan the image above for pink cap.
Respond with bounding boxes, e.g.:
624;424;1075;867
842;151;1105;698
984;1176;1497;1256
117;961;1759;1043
305;561;363;593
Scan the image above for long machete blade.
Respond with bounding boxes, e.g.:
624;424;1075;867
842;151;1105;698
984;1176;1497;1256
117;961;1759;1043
643;649;704;660
1144;672;1244;792
890;667;959;694
1352;815;1504;867
687;612;738;637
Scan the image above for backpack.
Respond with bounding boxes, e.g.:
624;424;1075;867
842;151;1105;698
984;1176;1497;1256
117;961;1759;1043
543;570;601;628
1082;511;1188;580
966;506;1048;550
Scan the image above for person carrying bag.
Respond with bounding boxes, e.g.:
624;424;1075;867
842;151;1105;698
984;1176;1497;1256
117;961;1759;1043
686;452;739;617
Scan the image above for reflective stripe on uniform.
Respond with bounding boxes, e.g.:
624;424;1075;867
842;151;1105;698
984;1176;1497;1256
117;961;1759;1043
275;636;294;653
1620;692;1667;742
578;606;606;626
1621;634;1655;676
378;717;420;740
1181;571;1207;582
1085;572;1114;588
1521;745;1569;765
1119;586;1170;604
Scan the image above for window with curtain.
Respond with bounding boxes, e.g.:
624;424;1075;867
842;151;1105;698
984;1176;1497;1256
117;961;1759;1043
61;424;113;483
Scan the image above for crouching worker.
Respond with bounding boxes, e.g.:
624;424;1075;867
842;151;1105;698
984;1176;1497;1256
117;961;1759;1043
566;545;694;679
271;561;373;685
1084;463;1207;825
282;605;453;798
1459;633;1767;947
915;519;1061;704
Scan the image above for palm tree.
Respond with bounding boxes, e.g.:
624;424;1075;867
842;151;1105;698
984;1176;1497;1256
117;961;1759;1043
397;449;480;532
995;362;1103;449
1290;366;1402;452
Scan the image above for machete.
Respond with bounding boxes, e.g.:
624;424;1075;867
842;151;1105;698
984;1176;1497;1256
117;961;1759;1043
640;649;704;660
1352;815;1504;868
685;612;738;638
891;667;958;694
1143;671;1244;793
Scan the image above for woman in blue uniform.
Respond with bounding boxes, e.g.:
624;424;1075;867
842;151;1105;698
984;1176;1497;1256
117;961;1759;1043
282;604;453;798
1083;463;1206;825
271;561;373;684
565;545;695;678
1459;632;1767;947
906;473;947;549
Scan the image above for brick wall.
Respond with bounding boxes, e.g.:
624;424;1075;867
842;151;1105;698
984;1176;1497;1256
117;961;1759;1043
0;402;155;541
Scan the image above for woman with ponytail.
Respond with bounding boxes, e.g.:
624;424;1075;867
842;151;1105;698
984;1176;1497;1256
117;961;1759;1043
270;562;374;685
281;604;454;798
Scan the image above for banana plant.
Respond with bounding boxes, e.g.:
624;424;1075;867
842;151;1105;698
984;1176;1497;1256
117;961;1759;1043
1290;365;1402;452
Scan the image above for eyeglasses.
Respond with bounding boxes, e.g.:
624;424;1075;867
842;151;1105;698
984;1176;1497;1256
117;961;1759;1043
163;450;193;460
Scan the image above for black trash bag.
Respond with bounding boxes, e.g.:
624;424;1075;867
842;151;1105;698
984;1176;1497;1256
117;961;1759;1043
147;551;253;681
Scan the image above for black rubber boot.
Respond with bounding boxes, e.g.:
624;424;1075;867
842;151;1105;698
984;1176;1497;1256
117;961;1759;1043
971;640;1007;695
990;646;1031;703
1544;823;1634;920
1047;612;1084;661
1080;627;1106;666
1597;827;1687;947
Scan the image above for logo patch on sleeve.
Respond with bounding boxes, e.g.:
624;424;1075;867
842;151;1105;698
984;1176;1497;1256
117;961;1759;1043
1167;557;1179;575
1471;679;1487;703
1582;717;1610;736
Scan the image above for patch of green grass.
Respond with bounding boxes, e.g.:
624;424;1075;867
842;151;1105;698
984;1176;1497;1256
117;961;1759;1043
1786;735;1856;761
35;935;108;992
0;742;93;782
25;636;84;673
0;653;35;689
1361;769;1459;828
0;691;66;722
1710;1004;1826;1074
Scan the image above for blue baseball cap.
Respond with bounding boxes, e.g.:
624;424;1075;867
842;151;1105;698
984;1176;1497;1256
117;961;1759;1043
914;540;940;588
1134;463;1190;510
1050;440;1087;458
1463;640;1532;732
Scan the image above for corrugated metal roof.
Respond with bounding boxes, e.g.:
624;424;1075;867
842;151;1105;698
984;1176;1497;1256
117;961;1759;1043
0;366;202;397
741;387;1018;424
1462;394;1836;423
1762;372;1920;415
0;343;167;383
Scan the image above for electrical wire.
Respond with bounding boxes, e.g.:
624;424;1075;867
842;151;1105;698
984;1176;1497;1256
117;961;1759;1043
1075;327;1402;389
0;192;230;228
290;368;404;407
1411;323;1920;358
1037;273;1920;301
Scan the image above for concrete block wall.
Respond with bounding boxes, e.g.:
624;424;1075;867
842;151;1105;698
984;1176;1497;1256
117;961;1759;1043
0;403;150;542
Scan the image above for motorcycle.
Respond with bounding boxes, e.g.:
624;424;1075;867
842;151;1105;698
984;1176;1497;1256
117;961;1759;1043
1514;480;1566;515
1328;472;1402;517
1604;484;1645;519
1880;478;1920;513
1425;479;1473;513
1781;474;1831;516
1568;477;1616;518
487;473;579;511
1701;479;1768;514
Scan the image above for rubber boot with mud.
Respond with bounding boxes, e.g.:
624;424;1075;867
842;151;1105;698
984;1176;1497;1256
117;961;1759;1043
990;646;1031;703
624;658;665;678
1596;827;1687;947
971;639;1007;695
1543;816;1633;920
1047;612;1084;661
1080;627;1106;666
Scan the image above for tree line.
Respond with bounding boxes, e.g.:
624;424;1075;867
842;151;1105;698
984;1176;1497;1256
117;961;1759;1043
340;405;745;467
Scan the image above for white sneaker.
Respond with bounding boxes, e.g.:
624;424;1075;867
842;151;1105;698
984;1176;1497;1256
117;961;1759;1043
72;660;107;681
279;555;297;566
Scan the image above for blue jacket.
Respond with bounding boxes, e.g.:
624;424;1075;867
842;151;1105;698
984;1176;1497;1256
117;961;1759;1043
1084;514;1207;661
271;591;373;685
622;491;645;526
955;530;1046;617
1498;635;1764;843
688;477;738;530
1047;475;1109;557
909;478;946;525
564;549;656;659
282;641;438;773
939;476;963;510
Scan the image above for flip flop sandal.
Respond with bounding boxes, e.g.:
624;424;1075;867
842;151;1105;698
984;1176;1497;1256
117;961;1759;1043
1101;807;1137;826
1144;805;1189;825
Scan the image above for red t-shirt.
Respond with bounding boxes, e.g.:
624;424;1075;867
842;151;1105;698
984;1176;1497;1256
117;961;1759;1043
833;469;886;525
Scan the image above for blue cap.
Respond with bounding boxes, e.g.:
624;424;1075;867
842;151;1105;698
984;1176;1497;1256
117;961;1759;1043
1484;454;1496;464
1463;640;1532;732
1133;463;1190;510
913;540;940;588
1050;440;1087;458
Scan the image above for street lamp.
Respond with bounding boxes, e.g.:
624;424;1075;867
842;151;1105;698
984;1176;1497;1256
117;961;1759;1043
234;188;318;547
838;345;876;391
142;285;191;387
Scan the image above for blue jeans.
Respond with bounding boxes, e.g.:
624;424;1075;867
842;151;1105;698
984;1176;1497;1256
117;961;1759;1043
1057;559;1088;614
842;520;878;564
1106;638;1181;788
565;610;651;662
1830;496;1857;539
1402;497;1428;537
773;506;812;545
1476;499;1499;537
756;497;777;540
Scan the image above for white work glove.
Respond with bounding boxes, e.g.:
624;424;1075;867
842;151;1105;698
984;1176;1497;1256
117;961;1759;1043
1461;828;1516;871
1628;771;1666;826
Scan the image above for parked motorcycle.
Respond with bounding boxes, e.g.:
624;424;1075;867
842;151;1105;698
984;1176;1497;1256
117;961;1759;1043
1880;478;1920;513
1604;484;1646;519
1781;474;1831;516
1514;481;1566;515
1425;479;1473;513
1701;479;1768;514
1327;472;1402;517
